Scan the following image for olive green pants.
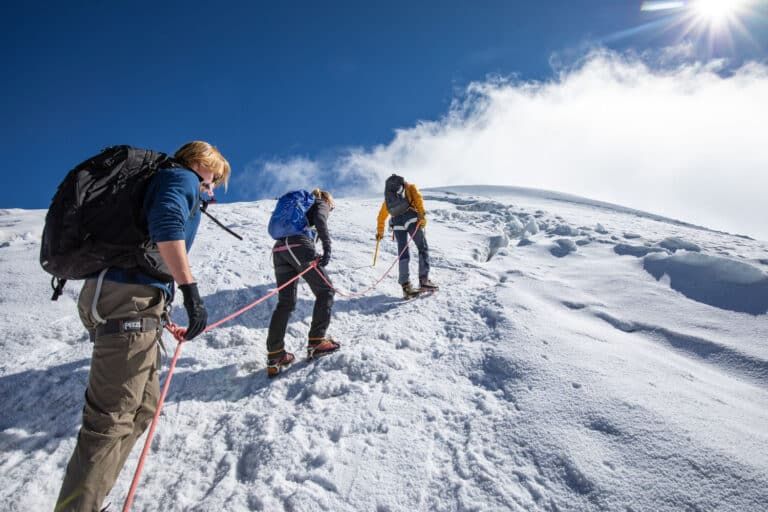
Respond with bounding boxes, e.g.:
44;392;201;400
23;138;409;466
55;279;164;512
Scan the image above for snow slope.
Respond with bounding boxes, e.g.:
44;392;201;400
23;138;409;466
1;187;767;511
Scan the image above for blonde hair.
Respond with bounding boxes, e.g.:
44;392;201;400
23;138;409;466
312;189;335;209
174;141;231;190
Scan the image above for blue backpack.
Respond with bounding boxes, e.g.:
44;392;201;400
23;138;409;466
268;190;316;240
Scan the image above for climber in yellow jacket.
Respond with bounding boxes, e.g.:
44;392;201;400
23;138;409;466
376;174;437;298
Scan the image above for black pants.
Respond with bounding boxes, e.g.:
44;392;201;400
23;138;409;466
266;236;334;353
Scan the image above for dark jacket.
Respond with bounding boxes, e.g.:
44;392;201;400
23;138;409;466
306;200;332;256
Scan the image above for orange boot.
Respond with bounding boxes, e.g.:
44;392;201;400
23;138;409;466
307;337;341;359
267;350;295;378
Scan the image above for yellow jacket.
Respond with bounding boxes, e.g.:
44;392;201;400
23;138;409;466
376;183;426;236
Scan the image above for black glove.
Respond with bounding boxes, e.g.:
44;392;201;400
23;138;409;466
179;283;208;340
319;251;331;267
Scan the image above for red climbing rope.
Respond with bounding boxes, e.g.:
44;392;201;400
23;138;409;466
121;338;184;512
122;262;318;512
315;223;422;298
123;223;422;510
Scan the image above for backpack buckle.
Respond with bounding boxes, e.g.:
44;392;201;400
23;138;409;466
51;277;67;301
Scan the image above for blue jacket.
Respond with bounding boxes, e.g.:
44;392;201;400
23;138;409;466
103;167;202;295
145;167;202;246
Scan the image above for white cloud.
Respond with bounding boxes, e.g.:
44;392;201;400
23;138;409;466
235;152;378;200
244;49;768;240
234;156;322;200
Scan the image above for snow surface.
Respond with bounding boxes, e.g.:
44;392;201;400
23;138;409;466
1;187;767;511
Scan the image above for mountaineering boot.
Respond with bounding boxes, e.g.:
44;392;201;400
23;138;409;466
419;277;438;291
307;337;341;360
402;282;419;299
267;350;295;378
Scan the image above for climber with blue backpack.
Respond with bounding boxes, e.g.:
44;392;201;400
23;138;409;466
265;188;340;377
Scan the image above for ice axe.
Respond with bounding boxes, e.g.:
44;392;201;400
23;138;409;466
373;238;381;267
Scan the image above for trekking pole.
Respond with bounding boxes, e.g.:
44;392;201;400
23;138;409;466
201;200;243;240
373;238;380;267
202;208;243;240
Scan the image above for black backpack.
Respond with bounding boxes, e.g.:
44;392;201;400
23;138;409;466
40;145;181;299
384;174;411;217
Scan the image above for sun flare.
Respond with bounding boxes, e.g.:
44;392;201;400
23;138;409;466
638;0;760;55
691;0;748;25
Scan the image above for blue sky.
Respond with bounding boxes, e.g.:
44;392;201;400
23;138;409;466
1;0;767;237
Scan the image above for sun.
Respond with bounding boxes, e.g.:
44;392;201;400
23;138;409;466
678;0;757;53
691;0;748;26
638;0;760;56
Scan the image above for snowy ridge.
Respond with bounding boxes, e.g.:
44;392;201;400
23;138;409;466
427;185;752;239
1;187;767;511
